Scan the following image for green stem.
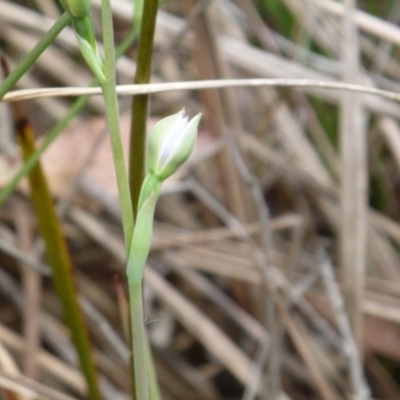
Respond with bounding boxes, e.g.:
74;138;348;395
100;0;135;247
129;3;161;397
0;13;70;100
147;339;162;400
129;0;158;217
129;280;149;400
127;180;161;400
16;120;101;400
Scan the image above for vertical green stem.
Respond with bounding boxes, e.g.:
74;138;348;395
129;280;149;400
0;13;70;100
101;0;134;247
129;0;158;216
15;118;101;400
147;338;162;400
128;4;160;396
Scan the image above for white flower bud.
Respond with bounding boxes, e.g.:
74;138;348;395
148;109;202;181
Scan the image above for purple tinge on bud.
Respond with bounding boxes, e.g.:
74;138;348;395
148;109;202;181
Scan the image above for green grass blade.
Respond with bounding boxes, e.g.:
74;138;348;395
0;13;70;100
129;0;158;217
13;108;101;400
101;0;134;248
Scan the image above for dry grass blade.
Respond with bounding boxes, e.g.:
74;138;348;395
319;248;370;397
339;0;367;346
5;78;400;105
274;292;340;400
145;268;255;386
0;372;79;400
0;324;86;394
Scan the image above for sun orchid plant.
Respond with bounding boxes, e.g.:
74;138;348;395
126;110;201;400
61;3;202;395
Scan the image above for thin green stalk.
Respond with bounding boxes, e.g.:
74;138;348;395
101;0;133;247
129;281;149;400
101;78;133;246
100;4;161;396
0;13;70;100
129;0;158;216
127;5;161;393
14;113;101;400
0;26;137;208
147;338;162;400
126;181;160;400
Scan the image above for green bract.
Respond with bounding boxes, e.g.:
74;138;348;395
59;0;91;19
127;182;160;282
59;0;104;82
72;16;105;82
148;109;202;181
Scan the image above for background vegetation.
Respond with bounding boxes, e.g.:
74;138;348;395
1;0;400;399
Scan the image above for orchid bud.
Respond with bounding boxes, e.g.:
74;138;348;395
59;0;91;19
148;109;202;181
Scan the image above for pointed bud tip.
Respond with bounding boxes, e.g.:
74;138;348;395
148;110;202;181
